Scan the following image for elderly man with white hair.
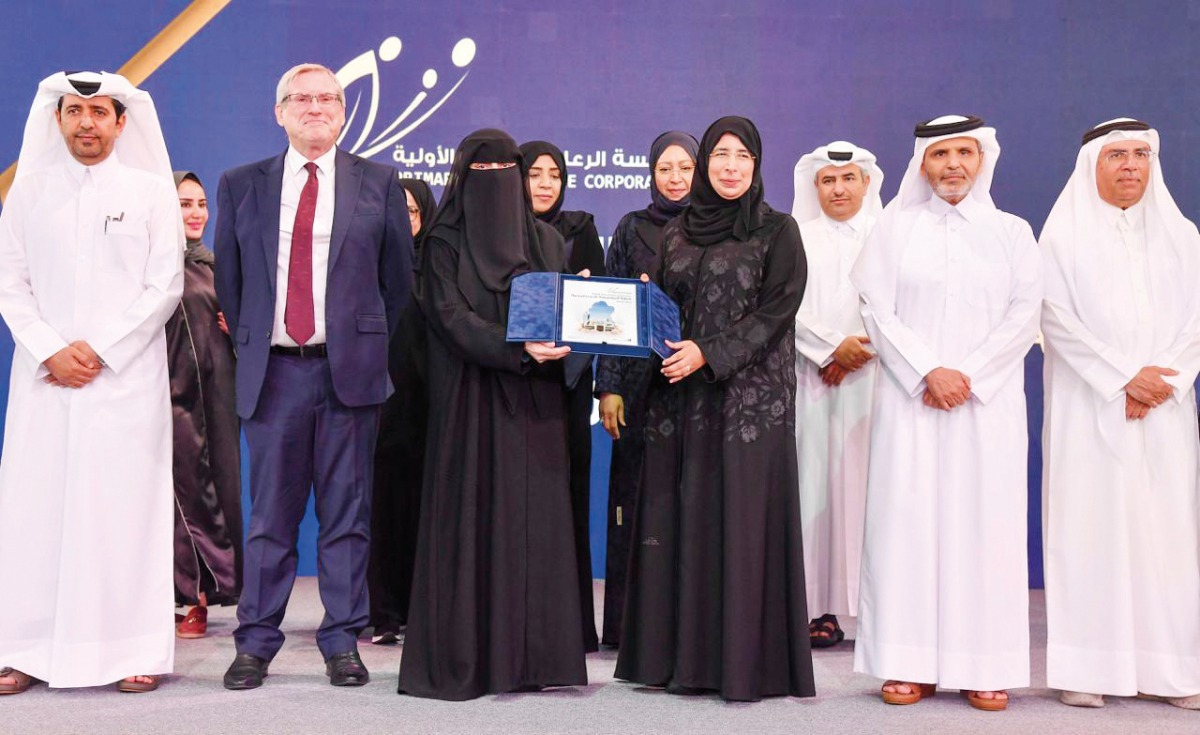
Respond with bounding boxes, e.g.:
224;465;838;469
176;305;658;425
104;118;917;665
216;63;411;691
0;71;184;694
850;115;1043;711
1041;118;1200;710
790;141;883;649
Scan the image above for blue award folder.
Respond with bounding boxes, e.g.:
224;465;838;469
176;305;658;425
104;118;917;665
506;273;681;359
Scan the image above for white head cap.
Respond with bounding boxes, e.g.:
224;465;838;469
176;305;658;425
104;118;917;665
15;71;172;183
890;114;1000;211
791;140;884;225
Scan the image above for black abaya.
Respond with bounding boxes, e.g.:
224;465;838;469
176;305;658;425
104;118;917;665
166;245;242;605
615;117;815;701
594;130;698;647
520;139;604;652
367;178;437;633
398;131;587;700
398;224;587;699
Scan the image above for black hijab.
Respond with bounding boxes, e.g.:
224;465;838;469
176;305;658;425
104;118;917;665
424;129;555;323
518;140;594;243
172;170;215;264
641;130;699;226
680;116;766;246
398;177;437;244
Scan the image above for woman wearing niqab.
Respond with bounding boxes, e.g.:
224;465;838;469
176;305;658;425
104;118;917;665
397;130;588;700
594;131;698;647
520;140;605;652
615;117;816;701
167;171;242;636
367;178;437;644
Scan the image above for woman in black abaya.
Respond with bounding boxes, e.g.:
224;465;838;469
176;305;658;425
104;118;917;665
594;131;698;647
367;178;437;644
398;130;587;700
615;117;815;701
519;140;605;652
168;171;242;638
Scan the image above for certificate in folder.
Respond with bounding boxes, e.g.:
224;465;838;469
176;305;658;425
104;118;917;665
506;273;681;359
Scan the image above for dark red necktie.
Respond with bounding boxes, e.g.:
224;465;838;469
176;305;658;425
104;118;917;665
285;161;318;345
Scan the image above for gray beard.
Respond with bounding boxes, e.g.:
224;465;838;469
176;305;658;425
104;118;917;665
932;178;972;203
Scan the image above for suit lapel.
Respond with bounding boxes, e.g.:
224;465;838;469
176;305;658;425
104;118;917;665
257;152;286;295
329;149;362;272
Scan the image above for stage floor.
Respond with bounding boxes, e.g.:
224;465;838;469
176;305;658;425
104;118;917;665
1;582;1195;734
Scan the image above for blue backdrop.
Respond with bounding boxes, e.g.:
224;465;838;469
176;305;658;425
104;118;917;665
2;0;1197;583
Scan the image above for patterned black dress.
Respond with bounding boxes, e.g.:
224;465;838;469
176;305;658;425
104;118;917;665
594;210;665;646
614;206;815;701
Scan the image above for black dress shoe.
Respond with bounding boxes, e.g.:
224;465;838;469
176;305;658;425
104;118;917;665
325;651;369;687
223;653;269;690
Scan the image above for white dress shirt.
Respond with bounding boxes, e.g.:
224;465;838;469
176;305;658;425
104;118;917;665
273;145;336;346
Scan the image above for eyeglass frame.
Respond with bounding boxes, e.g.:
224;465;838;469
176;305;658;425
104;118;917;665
1102;148;1155;165
280;92;344;108
654;163;697;176
709;148;756;164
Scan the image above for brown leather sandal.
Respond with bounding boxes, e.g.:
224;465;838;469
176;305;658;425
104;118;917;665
0;667;34;695
962;689;1009;711
882;680;936;705
117;675;161;693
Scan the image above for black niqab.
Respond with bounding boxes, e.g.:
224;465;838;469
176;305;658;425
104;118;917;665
425;129;551;324
680;116;765;246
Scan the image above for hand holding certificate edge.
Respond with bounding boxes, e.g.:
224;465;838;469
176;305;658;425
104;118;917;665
628;271;695;381
661;339;705;383
524;341;571;363
524;268;596;363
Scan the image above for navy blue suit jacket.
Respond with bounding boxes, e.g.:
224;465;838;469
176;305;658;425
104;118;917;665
214;148;413;419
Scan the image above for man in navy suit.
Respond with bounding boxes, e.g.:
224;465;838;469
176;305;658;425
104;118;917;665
215;63;412;690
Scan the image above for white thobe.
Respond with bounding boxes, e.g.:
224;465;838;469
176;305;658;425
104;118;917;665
0;153;183;687
851;194;1041;690
1042;202;1200;697
795;211;876;619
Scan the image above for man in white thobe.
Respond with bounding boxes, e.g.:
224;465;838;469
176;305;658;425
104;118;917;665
790;141;883;648
0;71;183;693
850;115;1042;711
1041;118;1200;710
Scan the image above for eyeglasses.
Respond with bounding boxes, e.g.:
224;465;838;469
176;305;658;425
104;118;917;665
407;206;420;219
710;148;755;164
1103;148;1154;165
282;93;342;108
655;164;696;176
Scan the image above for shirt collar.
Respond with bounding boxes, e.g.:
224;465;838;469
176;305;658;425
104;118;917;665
1101;197;1145;230
821;207;868;235
927;190;985;223
65;150;121;186
285;145;337;177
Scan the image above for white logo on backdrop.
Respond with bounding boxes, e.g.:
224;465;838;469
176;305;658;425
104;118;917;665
334;36;477;160
332;34;649;199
